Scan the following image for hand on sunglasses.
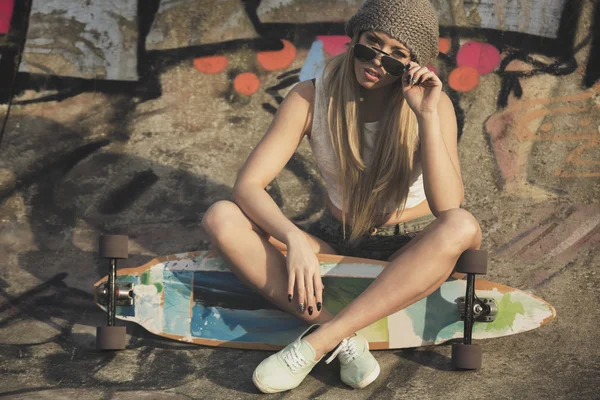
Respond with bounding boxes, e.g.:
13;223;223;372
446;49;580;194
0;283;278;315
402;61;443;115
403;62;440;88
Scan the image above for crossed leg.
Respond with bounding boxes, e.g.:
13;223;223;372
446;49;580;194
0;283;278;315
201;200;338;324
203;201;481;358
302;208;482;359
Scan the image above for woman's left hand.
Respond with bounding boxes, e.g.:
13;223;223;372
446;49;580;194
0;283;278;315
402;62;442;116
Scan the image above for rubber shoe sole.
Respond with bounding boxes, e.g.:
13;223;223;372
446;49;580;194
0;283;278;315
252;369;300;394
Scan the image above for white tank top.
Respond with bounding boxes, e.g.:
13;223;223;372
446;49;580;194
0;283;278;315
307;73;426;213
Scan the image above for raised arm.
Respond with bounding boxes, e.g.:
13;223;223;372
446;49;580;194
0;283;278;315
417;91;464;215
403;62;464;216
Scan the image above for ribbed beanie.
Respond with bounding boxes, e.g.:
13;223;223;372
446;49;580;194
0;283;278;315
346;0;439;66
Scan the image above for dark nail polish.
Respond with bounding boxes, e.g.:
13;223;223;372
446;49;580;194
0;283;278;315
314;290;316;297
308;306;313;316
407;75;411;83
317;302;322;311
404;63;411;71
288;294;292;303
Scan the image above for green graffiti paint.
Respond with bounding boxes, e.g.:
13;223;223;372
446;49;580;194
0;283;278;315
486;293;525;332
140;271;150;285
154;282;163;293
321;277;388;340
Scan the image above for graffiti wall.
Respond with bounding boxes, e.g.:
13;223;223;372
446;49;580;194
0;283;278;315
0;0;599;397
19;0;138;80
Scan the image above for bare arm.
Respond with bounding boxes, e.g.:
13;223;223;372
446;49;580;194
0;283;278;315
402;62;464;217
417;91;464;216
231;80;315;244
231;80;324;311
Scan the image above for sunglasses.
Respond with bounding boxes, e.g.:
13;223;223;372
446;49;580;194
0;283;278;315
353;43;406;76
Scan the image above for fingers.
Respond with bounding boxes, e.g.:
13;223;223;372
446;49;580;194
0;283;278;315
287;273;295;305
286;252;323;316
295;272;306;313
304;275;316;316
289;271;323;316
313;274;324;313
403;63;437;87
414;71;438;86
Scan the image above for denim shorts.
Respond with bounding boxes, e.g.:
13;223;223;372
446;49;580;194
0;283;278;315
303;208;436;261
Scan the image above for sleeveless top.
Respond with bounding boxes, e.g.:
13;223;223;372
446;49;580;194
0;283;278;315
307;73;426;213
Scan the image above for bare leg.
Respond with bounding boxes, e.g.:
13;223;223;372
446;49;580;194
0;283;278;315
387;230;466;280
201;200;337;323
303;208;482;358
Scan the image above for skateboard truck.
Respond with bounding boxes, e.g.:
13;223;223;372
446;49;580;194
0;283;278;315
96;235;129;350
458;296;497;322
451;249;488;370
96;282;134;306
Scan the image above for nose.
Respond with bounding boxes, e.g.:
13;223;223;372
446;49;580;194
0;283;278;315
371;52;383;66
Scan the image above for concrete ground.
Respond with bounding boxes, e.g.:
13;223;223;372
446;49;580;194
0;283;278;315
1;1;599;399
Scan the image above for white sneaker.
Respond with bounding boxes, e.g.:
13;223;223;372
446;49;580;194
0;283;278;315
252;325;321;393
325;334;380;389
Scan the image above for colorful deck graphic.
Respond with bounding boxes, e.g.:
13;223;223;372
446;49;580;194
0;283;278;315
96;251;556;350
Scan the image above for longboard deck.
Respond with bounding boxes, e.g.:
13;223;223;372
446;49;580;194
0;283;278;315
94;251;556;350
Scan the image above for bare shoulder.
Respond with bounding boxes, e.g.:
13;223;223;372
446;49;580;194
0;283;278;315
278;80;316;137
268;80;316;139
289;79;316;103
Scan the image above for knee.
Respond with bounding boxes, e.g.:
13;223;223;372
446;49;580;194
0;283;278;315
436;208;482;254
201;200;242;241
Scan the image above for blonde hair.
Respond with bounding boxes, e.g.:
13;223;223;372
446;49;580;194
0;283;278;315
323;34;419;242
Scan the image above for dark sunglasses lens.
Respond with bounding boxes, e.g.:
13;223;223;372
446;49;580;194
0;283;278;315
353;44;376;62
381;57;405;76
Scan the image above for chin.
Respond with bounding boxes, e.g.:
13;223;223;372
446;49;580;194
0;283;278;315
355;72;376;89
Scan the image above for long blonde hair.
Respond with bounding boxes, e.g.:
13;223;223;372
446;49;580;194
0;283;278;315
323;34;419;242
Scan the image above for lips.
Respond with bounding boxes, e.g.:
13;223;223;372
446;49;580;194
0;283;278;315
365;68;380;78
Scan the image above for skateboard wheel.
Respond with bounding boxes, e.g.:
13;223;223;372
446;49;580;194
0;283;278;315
99;235;129;259
96;326;127;350
451;343;482;370
455;249;487;274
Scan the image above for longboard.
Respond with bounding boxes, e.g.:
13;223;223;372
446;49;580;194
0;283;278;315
94;251;556;350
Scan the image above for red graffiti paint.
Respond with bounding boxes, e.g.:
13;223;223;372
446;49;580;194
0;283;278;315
234;72;260;96
448;66;480;92
438;38;451;55
0;0;15;34
257;40;296;71
317;35;351;56
456;41;501;75
193;56;228;74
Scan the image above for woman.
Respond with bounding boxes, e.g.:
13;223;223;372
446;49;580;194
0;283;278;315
201;0;482;393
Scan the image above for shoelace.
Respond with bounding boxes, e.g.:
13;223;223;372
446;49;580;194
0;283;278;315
282;343;309;372
338;338;360;364
324;337;361;364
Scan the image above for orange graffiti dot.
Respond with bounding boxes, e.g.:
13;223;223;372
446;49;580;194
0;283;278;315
540;123;553;132
438;38;451;54
448;66;479;92
234;72;260;96
257;40;297;71
193;56;228;74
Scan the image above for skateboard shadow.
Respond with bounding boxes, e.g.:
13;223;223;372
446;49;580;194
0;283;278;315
395;347;455;371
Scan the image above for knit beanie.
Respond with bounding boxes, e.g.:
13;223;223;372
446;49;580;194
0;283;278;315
346;0;439;66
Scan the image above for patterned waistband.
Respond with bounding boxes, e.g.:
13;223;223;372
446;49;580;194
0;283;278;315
367;213;437;237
